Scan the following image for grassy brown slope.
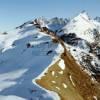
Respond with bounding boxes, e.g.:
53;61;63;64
36;52;100;100
36;59;84;100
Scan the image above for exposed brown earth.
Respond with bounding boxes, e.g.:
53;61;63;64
36;52;100;100
33;22;100;100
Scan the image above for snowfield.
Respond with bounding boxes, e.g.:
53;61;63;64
0;24;60;100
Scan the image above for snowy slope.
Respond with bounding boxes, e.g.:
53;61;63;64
0;23;62;100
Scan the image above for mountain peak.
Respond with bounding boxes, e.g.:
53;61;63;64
76;10;90;20
80;11;90;20
81;10;88;14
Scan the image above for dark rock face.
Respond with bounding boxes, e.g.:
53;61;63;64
94;17;100;22
90;43;100;60
60;33;91;50
46;50;53;55
80;52;100;75
26;43;32;48
60;33;77;45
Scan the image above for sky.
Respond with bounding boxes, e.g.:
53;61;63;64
0;0;100;32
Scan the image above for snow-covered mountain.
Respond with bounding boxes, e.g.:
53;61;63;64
0;12;100;100
63;11;100;43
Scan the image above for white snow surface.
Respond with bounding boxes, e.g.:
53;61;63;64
58;59;65;70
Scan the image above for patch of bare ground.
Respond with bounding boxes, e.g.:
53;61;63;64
36;51;100;100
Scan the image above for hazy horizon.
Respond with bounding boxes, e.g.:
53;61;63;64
0;0;100;32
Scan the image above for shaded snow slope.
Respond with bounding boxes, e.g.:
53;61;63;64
0;24;61;100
